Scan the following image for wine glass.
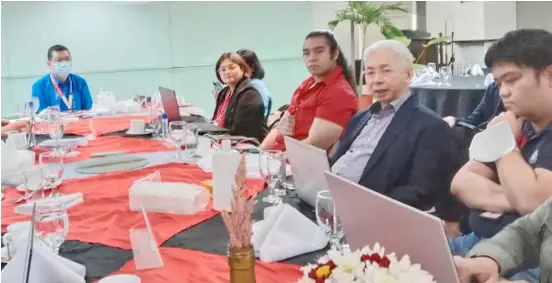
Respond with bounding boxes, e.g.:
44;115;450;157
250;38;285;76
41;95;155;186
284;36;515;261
279;154;296;193
39;152;64;197
48;122;64;153
259;150;283;204
26;97;40;116
22;166;44;200
426;62;437;78
440;66;452;86
169;121;186;161
316;190;344;251
34;201;69;254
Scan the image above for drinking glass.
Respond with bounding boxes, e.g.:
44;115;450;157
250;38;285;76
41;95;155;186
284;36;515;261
259;150;283;204
440;66;452;86
34;201;69;254
48;122;64;153
274;154;290;196
316;190;344;251
39;152;64;197
45;106;61;122
184;124;199;159
426;62;437;78
22;166;44;200
149;110;162;140
169;121;186;161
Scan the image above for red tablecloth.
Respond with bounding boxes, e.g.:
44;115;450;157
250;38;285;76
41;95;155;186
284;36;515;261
1;163;264;249
37;114;152;136
33;135;173;163
95;247;302;283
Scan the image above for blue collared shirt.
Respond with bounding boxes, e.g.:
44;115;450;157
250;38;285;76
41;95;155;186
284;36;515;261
251;78;270;117
31;73;93;113
331;91;412;183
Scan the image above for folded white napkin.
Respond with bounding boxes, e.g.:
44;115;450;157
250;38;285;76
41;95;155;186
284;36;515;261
129;181;209;215
1;149;36;185
14;193;84;215
470;64;485;76
252;204;328;262
39;138;88;148
469;122;516;162
410;73;437;87
484;73;494;86
2;240;86;283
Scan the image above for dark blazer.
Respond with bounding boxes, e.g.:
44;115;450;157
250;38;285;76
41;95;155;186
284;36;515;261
330;94;459;211
212;78;268;142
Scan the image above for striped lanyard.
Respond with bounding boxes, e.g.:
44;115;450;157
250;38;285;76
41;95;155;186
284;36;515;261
49;74;73;111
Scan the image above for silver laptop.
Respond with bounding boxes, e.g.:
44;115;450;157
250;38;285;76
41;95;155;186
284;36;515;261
284;136;330;206
324;172;461;283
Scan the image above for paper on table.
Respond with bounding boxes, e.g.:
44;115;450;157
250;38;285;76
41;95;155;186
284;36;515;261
14;193;84;215
252;204;328;263
129;205;164;270
2;240;86;283
469;122;516;162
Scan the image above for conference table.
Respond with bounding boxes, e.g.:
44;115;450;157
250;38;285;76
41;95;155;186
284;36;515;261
411;75;487;118
1;112;324;283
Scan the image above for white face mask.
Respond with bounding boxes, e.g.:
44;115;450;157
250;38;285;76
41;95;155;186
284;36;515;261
53;61;72;78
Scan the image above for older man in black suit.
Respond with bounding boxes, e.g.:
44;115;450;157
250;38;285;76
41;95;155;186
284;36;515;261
330;40;459;211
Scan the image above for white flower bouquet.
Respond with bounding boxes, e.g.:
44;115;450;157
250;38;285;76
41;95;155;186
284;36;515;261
297;243;436;283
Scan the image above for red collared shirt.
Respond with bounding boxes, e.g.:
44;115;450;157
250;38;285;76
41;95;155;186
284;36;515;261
273;66;357;151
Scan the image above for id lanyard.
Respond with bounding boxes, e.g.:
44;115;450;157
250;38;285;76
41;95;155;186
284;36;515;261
49;74;74;111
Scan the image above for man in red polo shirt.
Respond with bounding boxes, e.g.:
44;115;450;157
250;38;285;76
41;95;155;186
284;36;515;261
260;30;357;151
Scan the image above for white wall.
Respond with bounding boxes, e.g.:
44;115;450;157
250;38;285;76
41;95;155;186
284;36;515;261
517;1;552;30
1;1;414;116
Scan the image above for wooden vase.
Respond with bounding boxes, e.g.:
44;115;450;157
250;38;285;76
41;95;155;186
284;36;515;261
228;245;256;283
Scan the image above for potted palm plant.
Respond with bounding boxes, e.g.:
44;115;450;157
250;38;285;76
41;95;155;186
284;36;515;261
328;1;408;87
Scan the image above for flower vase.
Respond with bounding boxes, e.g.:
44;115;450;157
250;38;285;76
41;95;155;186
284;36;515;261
228;245;256;283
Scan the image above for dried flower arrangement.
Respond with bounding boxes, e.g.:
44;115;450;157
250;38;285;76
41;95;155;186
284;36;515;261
221;154;256;248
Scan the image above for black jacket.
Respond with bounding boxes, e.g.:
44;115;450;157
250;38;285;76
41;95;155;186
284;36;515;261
330;94;459;211
213;78;268;142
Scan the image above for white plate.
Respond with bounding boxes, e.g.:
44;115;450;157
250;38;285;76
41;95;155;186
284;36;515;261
98;274;141;283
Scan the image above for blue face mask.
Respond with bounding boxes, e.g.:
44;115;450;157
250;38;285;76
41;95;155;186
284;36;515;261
53;61;72;78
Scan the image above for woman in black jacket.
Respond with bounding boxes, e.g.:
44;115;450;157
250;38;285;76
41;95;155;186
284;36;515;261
212;52;268;142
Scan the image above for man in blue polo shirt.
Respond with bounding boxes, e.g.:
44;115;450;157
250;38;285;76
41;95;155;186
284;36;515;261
450;29;552;282
31;45;93;113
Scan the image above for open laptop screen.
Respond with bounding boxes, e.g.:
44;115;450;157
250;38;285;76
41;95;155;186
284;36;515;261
159;87;180;122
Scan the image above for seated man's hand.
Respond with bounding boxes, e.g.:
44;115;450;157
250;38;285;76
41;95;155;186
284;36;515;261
2;121;30;135
454;256;501;283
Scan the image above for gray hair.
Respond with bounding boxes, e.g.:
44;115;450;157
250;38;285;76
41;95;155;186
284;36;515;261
363;40;414;68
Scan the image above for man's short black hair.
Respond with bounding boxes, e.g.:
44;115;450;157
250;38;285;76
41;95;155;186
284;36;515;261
484;29;552;71
47;45;70;60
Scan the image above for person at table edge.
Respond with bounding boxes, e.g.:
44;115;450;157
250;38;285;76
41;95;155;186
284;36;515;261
212;52;268;142
330;40;458;211
260;30;357;152
449;29;552;282
32;44;93;113
454;197;552;283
